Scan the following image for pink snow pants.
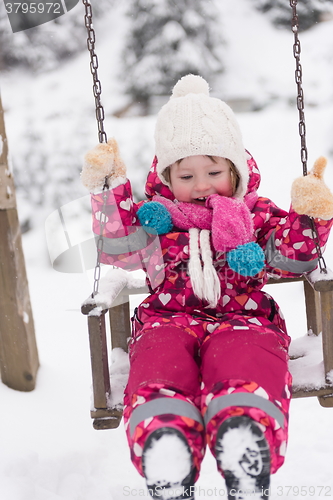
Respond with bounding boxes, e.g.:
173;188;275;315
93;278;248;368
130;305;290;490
123;318;291;480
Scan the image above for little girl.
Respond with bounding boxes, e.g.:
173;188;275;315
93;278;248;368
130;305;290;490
81;75;333;500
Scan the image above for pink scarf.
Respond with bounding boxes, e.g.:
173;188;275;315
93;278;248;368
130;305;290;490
152;192;257;252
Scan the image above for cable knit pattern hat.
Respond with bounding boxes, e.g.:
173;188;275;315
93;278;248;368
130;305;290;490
155;74;249;198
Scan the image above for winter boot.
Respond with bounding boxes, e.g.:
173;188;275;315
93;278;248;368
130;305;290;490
142;427;196;500
215;416;270;500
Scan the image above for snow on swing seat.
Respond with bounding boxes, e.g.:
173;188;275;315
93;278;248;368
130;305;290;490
289;332;333;392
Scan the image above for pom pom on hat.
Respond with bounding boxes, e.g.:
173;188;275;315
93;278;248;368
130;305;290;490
227;242;265;277
137;201;173;235
171;74;210;98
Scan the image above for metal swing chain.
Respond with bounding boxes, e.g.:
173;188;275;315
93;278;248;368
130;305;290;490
82;0;110;296
290;0;327;274
92;188;109;298
82;0;107;145
290;0;308;176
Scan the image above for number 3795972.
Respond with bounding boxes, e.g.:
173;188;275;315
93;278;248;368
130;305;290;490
5;3;61;14
277;486;331;496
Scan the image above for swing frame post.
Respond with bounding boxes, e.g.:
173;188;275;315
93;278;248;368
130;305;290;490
0;93;39;392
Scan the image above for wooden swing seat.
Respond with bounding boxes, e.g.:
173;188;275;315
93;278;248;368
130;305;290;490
81;268;333;430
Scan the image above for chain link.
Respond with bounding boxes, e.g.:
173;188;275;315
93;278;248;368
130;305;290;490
82;0;107;145
290;0;308;176
92;180;109;297
290;0;327;274
82;0;110;295
309;218;327;274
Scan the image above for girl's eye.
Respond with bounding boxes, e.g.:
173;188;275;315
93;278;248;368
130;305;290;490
180;175;192;180
209;171;222;176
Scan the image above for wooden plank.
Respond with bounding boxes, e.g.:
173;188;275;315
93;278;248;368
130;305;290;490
318;394;333;408
93;412;123;430
321;290;333;377
81;301;108;315
91;406;123;429
88;313;111;411
267;276;303;285
292;386;333;399
91;407;123;430
109;301;130;353
91;406;123;419
268;270;333;292
86;308;126;428
306;272;333;292
303;279;322;336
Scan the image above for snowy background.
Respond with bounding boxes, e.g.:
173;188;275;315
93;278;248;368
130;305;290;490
1;0;333;498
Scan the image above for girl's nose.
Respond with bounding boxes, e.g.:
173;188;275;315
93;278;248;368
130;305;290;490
194;178;211;192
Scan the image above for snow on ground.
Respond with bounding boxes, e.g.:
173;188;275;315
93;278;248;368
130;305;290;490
1;0;333;498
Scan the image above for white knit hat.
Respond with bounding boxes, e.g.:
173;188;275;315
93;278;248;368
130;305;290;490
154;74;249;199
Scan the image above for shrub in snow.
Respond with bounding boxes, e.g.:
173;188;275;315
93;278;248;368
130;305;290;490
121;0;224;111
253;0;333;31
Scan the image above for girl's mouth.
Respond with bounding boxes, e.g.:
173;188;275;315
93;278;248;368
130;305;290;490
193;196;208;204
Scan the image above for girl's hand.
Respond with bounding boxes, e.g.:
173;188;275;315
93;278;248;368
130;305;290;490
81;138;127;192
291;157;333;220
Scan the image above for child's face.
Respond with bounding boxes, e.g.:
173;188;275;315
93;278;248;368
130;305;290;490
169;155;233;205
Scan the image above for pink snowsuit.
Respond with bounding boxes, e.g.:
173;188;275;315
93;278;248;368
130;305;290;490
91;153;332;479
